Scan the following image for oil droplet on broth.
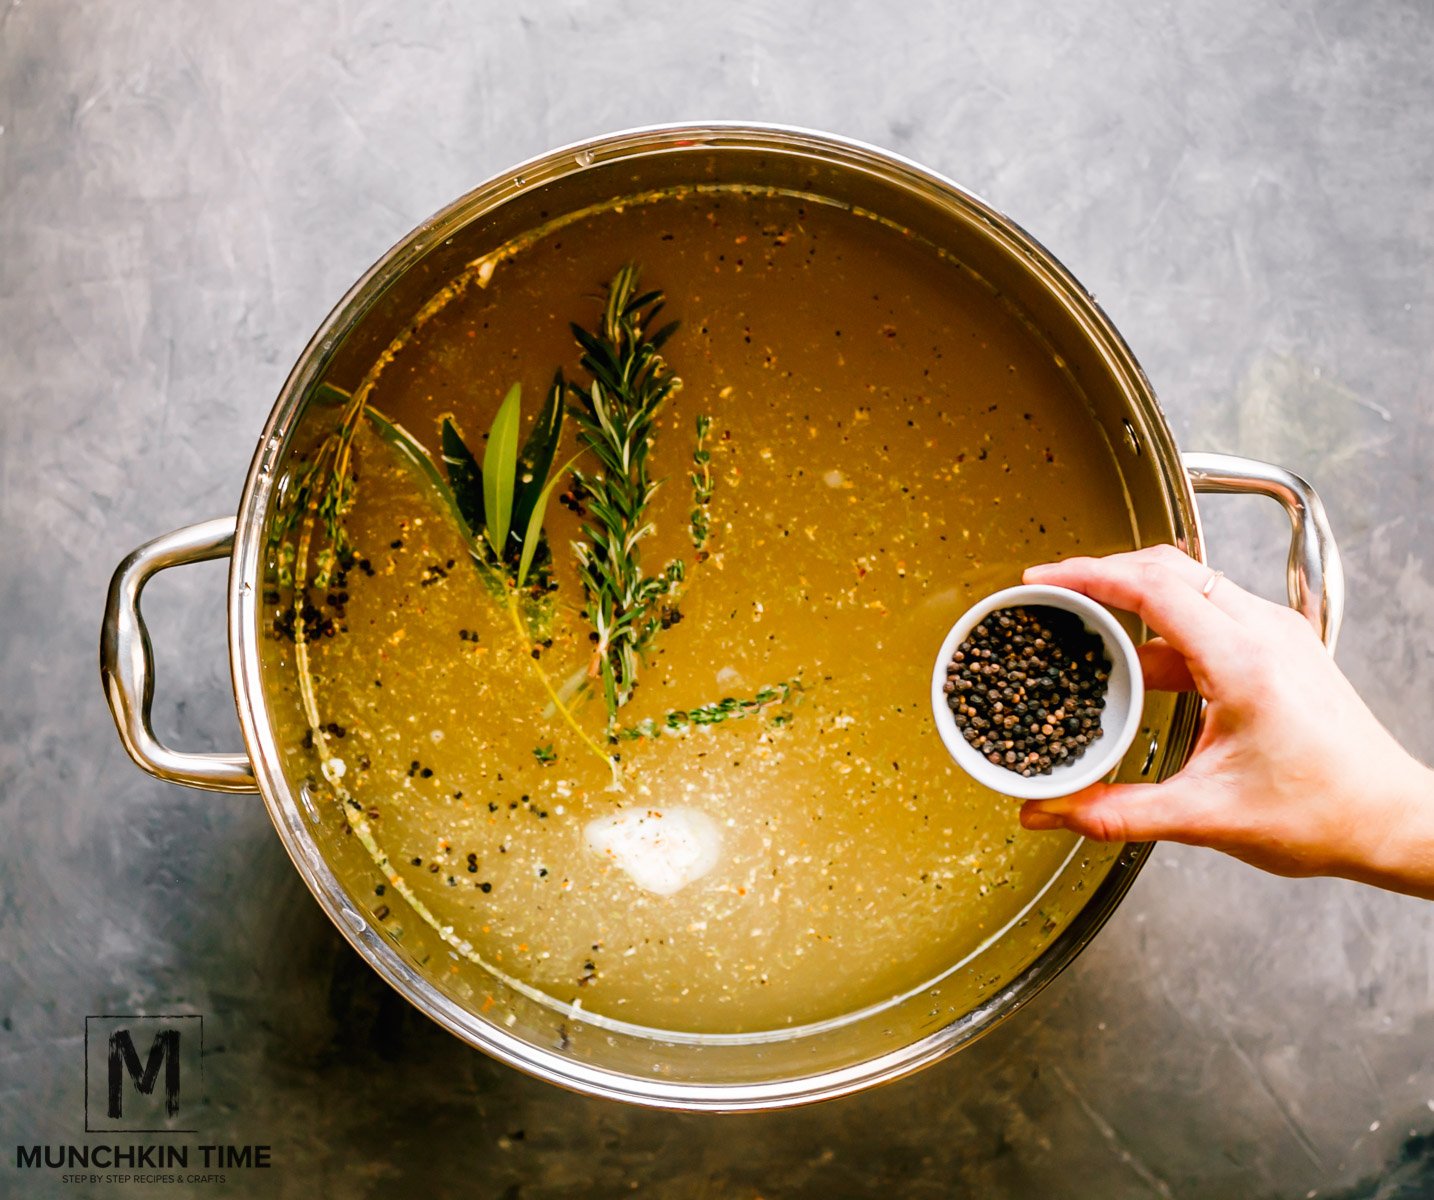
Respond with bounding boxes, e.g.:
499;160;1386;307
261;185;1141;1035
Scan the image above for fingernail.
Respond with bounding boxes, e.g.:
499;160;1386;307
1023;563;1055;580
1022;811;1066;831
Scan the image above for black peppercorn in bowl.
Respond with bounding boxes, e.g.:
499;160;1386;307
932;584;1144;801
99;123;1344;1110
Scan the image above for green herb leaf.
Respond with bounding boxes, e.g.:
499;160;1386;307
440;419;485;535
648;320;680;352
482;382;522;558
516;452;581;589
366;407;453;503
511;371;566;546
310;381;355;409
363;406;501;593
689;413;714;550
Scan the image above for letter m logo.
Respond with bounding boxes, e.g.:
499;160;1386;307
85;1014;203;1132
108;1028;180;1118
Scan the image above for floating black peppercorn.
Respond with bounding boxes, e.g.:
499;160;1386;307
946;605;1111;777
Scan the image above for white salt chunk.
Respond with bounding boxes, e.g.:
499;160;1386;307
584;807;722;896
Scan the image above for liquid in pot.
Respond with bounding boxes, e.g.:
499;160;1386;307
262;186;1139;1035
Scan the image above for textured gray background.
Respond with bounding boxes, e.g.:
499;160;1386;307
3;1;1433;1197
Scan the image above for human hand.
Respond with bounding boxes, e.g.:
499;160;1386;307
1018;546;1434;899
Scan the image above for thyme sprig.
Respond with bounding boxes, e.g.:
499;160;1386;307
567;265;686;727
616;679;803;741
267;382;368;589
689;413;714;551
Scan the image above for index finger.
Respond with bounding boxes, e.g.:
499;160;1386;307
1024;550;1250;686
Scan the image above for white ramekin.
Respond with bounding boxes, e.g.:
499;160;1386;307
931;583;1144;801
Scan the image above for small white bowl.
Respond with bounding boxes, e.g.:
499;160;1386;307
930;584;1144;801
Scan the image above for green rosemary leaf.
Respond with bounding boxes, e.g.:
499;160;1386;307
582;526;611;557
576;436;625;479
599;656;619;716
625;289;663;314
570;322;612;366
648;320;681;352
482;382;522;558
511;371;565;545
517;452;581;589
440;418;485;536
582;494;625;534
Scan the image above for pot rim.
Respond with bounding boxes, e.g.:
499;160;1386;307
227;121;1204;1110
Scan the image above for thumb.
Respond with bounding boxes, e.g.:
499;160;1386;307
1020;779;1208;844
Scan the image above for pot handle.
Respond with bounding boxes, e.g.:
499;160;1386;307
1183;452;1345;652
100;517;259;793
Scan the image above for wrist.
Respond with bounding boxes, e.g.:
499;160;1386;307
1345;755;1434;899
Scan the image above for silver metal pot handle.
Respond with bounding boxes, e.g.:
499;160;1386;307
100;517;258;793
1183;452;1345;652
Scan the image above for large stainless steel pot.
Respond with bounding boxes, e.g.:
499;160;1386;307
100;124;1343;1110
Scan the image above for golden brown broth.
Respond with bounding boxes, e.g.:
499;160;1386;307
267;188;1138;1034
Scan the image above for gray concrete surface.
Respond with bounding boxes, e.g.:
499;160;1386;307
3;1;1434;1197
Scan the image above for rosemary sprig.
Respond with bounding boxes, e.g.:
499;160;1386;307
616;679;803;741
567;265;685;727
